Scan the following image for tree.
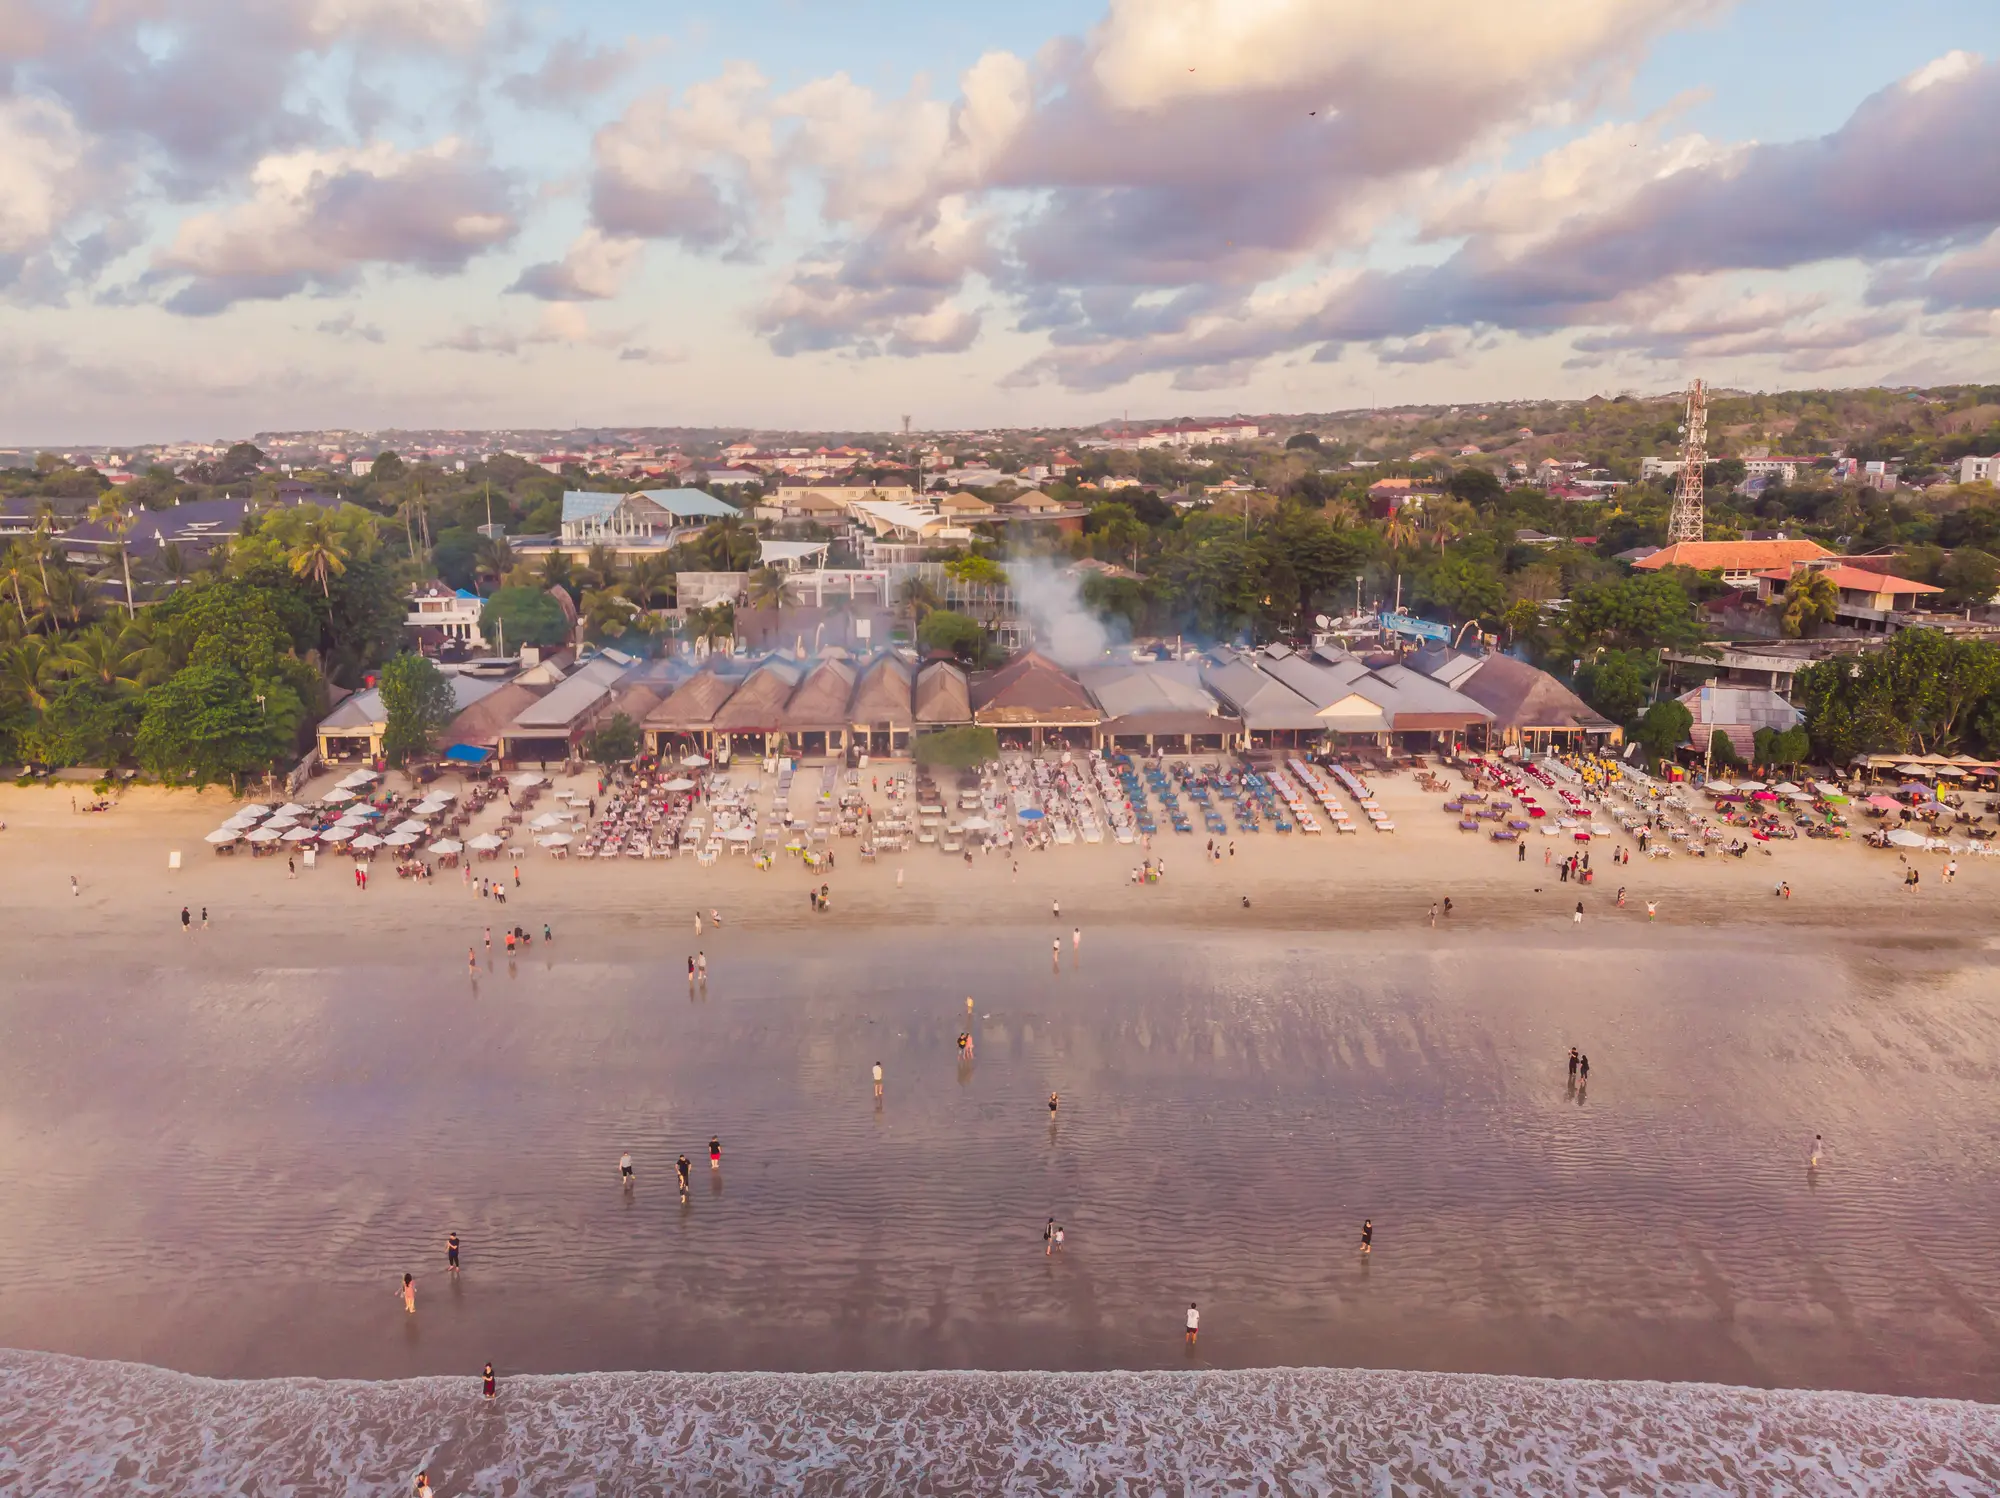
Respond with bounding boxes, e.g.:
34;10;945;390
60;624;146;694
135;664;301;787
90;493;138;619
1284;432;1322;451
479;587;570;650
1633;699;1693;764
378;652;459;767
1445;467;1503;506
1417;554;1507;625
1573;648;1654;726
917;609;984;661
1561;573;1702;653
898;575;941;624
287;513;350;597
1779;570;1838;638
22;679;138;768
370;451;407;483
744;565;790;617
1938;548;2000;609
474;535;514;592
585;712;641;765
1707;728;1743;770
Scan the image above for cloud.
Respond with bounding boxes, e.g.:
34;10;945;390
502;34;654;108
431;304;630;355
617;344;687;364
156;137;519;313
509;227;644;300
315;312;386;342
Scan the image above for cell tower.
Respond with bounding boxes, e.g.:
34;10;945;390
1667;378;1707;543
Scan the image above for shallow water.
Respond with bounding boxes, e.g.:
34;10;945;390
2;928;1999;1401
7;1350;1999;1497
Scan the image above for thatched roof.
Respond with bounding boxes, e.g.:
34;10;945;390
913;661;972;724
1435;652;1613;734
971;651;1100;726
644;666;742;731
442;681;548;750
847;653;915;728
783;657;857;730
711;659;802;731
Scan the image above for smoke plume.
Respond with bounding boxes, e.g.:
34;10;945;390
1006;555;1116;666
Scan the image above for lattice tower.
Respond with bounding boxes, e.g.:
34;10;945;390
1667;378;1707;543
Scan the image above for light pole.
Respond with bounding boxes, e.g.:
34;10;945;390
1355;574;1364;616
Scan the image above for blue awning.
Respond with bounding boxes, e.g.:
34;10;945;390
444;744;492;764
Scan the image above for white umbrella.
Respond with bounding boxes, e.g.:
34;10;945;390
1936;765;1966;778
681;754;710;767
1886;828;1927;848
351;833;385;849
384;831;420;847
431;837;464;854
263;817;300;832
428;788;458;802
1734;780;1766;792
322;788;357;804
239;804;271;816
467;833;502;851
961;816;992;831
274;803;308;818
1703;781;1735;794
407;803;445;819
530;812;566;829
281;826;319;843
320;825;356;843
223;813;263;830
204;829;240;845
392;819;428;836
1771;782;1801;795
338;770;379;789
244;827;282;843
722;827;754;841
510;772;546;788
536;833;573;847
336;811;373;827
663;778;696;792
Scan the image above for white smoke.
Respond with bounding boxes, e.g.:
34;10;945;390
1005;555;1115;666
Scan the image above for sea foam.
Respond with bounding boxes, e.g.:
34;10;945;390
3;1350;1997;1495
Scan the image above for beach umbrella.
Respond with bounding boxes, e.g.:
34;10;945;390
239;804;271;816
320;825;356;843
1734;780;1766;792
262;817;300;832
392;819;428;835
510;772;546;788
343;805;381;819
351;833;384;849
1865;794;1900;810
1895;782;1934;797
1898;763;1932;777
281;826;319;842
1703;781;1734;794
961;816;992;831
467;833;502;850
383;831;420;847
430;838;464;854
223;813;263;830
428;788;459;801
204;829;240;845
530;812;566;829
681;754;710;767
410;800;448;816
722;827;754;842
536;833;573;847
1017;807;1045;822
244;827;282;843
322;788;357;804
274;803;308;818
1886;828;1927;848
1935;765;1966;778
338;770;379;789
663;778;696;792
1771;782;1802;795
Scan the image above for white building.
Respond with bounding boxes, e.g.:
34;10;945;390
1961;454;2000;485
407;582;487;647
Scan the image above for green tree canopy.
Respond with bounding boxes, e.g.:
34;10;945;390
917;608;984;662
1573;648;1654;727
378;652;459;767
585;712;641;765
135;664;301;786
480;587;571;650
1633;698;1693;764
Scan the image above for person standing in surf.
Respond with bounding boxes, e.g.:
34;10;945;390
1360;1220;1373;1256
1185;1303;1199;1345
446;1232;459;1274
484;1362;496;1399
401;1273;416;1313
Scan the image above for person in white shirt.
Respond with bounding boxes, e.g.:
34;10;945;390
1185;1303;1199;1345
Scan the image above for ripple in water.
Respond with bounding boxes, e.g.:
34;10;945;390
3;1349;1997;1496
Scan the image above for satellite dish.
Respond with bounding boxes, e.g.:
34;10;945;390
1315;614;1331;628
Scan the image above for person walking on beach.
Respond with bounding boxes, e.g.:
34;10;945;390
181;905;191;934
1072;926;1081;953
710;1136;721;1169
1429;902;1437;928
483;926;491;954
873;1061;884;1098
1052;937;1061;967
1185;1303;1199;1345
513;863;521;888
544;922;552;944
1045;1217;1056;1256
401;1273;416;1313
1578;1054;1589;1085
697;951;707;980
1359;1219;1373;1256
966;996;975;1018
484;1362;496;1399
1568;1047;1579;1083
1646;900;1657;921
71;874;79;897
620;1152;634;1187
677;1154;692;1201
688;955;696;986
1573;900;1583;925
468;947;477;977
695;911;702;936
1054;1223;1065;1254
1052;898;1060;920
1810;1133;1822;1169
288;856;296;880
447;1232;460;1274
201;907;208;931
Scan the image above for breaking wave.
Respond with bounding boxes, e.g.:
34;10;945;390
3;1349;1997;1496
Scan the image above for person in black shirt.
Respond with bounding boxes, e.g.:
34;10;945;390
1359;1219;1373;1255
446;1232;459;1273
483;1362;495;1398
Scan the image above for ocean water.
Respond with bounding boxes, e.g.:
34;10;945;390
4;1349;1998;1496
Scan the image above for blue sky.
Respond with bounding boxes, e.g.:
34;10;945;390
2;0;1997;442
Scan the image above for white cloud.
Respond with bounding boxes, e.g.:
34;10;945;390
510;228;646;300
156;137;519;312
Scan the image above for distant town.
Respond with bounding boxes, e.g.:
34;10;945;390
6;382;2000;785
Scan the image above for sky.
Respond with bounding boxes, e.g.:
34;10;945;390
2;0;1997;443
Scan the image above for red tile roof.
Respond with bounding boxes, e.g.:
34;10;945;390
1633;539;1831;572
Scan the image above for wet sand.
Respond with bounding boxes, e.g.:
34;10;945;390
3;916;1999;1400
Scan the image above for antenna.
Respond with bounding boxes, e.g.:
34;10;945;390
1667;378;1707;543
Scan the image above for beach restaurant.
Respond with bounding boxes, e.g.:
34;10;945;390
316;675;507;762
1412;648;1620;753
971;651;1102;751
1078;660;1240;754
1201;643;1492;752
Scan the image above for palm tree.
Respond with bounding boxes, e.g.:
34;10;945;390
584;543;621;591
745;565;789;644
0;637;57;713
537;550;574;594
899;575;941;625
156;541;190;587
1381;507;1418;553
41;562;91;629
0;543;30;628
1780;570;1838;638
60;624;146;693
288;514;350;597
475;535;514;592
89;494;138;619
625;554;674;610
